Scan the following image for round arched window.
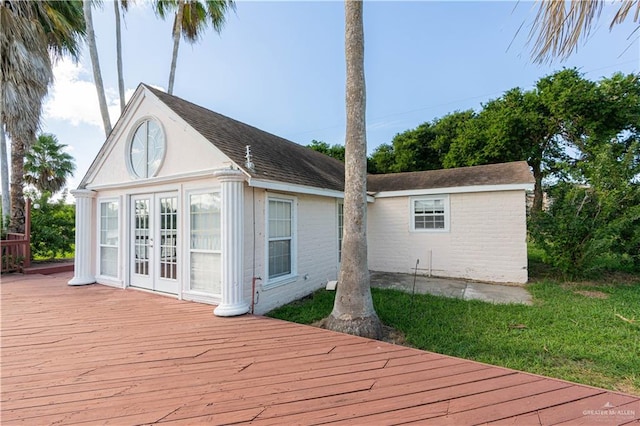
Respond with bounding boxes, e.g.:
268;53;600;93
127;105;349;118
129;119;165;178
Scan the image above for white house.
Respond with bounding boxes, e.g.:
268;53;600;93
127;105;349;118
69;84;534;315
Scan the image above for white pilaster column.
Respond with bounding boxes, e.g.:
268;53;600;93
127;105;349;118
213;169;249;316
68;189;96;286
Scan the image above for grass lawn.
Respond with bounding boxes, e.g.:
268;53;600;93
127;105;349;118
267;268;640;395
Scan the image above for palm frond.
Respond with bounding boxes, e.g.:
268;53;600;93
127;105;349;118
1;2;52;140
530;0;640;63
42;1;86;61
24;133;76;194
610;0;640;27
154;0;178;19
206;0;235;34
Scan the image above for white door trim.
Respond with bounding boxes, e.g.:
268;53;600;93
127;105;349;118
129;192;179;295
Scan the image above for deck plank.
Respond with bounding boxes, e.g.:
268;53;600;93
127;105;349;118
1;274;638;425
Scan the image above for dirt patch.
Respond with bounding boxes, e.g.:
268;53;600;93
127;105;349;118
615;378;640;397
561;273;640;290
600;271;640;286
380;324;411;346
574;290;609;299
312;319;410;346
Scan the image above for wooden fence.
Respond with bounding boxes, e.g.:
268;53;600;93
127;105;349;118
1;199;32;274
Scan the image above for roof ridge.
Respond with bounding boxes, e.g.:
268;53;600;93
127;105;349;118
142;84;346;192
368;161;530;179
144;84;346;168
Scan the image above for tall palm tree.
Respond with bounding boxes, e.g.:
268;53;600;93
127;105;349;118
1;123;9;227
155;0;236;95
324;0;382;339
0;0;84;233
25;134;76;196
530;0;640;63
84;0;111;136
114;0;130;112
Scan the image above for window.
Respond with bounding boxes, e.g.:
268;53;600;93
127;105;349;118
128;119;165;178
412;196;449;231
99;200;118;277
267;197;295;281
159;196;178;280
189;192;221;294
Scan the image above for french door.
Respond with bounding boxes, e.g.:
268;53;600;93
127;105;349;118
130;193;179;294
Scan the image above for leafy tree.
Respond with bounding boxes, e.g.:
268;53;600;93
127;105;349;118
529;0;640;63
25;134;76;196
388;123;440;172
443;69;638;213
1;1;84;233
368;143;395;174
431;110;475;161
369;111;473;174
155;0;236;95
325;0;382;339
30;193;76;260
307;140;346;162
530;143;640;276
529;73;640;275
444;87;560;212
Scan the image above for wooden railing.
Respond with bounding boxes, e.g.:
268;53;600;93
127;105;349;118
1;199;32;274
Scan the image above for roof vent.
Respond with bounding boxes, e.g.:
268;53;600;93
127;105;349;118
245;145;255;171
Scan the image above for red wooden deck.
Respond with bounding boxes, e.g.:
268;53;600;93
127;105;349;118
2;273;638;425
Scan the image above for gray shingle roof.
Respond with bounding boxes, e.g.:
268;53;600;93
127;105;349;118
366;161;534;193
145;85;346;192
146;85;533;195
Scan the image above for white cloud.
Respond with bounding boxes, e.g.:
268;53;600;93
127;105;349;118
43;59;133;130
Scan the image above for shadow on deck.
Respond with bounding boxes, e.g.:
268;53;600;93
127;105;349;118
1;273;638;425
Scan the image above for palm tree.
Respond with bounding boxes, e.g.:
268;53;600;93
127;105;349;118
114;0;130;112
0;0;84;233
530;0;640;63
1;124;9;228
155;0;236;95
25;134;76;196
324;0;382;339
84;0;111;136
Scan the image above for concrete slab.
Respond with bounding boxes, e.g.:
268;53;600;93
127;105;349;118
370;271;532;305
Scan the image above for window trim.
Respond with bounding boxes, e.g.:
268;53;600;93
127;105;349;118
265;194;297;287
97;197;120;280
410;195;450;233
157;193;179;282
186;188;222;297
125;116;166;179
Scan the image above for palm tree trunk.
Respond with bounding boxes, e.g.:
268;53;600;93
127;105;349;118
9;134;27;234
167;0;185;95
84;0;112;136
114;0;125;112
531;162;544;214
1;118;10;227
324;0;382;340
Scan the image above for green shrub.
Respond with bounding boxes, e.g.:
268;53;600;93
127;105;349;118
530;183;640;277
30;196;75;260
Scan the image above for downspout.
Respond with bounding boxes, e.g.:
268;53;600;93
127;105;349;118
251;186;261;313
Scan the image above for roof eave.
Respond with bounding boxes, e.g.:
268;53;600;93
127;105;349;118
373;182;535;198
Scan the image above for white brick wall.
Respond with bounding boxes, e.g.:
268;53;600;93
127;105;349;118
368;190;528;284
244;189;339;314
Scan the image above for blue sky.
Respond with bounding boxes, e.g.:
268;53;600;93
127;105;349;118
40;1;639;192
